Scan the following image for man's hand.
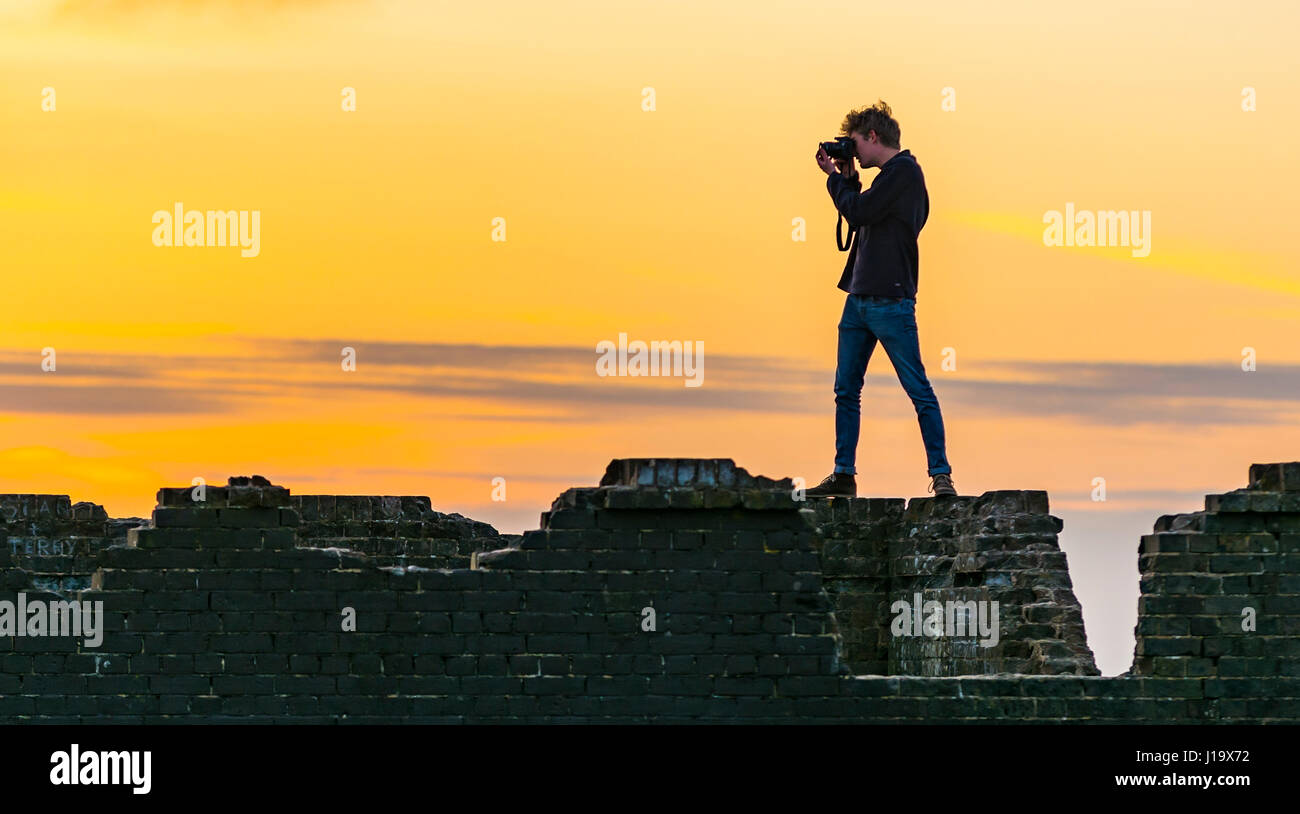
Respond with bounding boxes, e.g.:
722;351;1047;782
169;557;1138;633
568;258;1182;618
816;145;858;177
815;145;837;175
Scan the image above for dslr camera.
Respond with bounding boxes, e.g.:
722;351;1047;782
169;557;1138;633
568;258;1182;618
819;136;857;161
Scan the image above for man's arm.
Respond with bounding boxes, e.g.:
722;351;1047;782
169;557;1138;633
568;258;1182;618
827;162;909;226
827;164;861;227
833;170;861;190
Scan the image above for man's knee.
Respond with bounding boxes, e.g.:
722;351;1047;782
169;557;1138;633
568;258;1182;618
835;378;863;402
902;378;938;406
834;369;864;395
835;387;862;405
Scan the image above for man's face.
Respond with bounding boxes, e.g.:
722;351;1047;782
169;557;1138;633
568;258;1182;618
850;130;875;166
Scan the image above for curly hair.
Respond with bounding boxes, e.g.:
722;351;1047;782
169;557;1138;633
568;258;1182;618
840;100;901;149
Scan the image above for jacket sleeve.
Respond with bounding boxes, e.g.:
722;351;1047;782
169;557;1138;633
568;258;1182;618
827;163;910;226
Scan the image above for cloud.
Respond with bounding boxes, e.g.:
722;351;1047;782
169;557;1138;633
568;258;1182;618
1;339;1296;427
0;382;239;415
938;360;1300;426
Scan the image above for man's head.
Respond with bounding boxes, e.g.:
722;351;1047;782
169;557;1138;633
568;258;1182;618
840;100;902;169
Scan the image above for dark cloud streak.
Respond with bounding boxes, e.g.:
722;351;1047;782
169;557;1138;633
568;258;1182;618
1;340;1296;425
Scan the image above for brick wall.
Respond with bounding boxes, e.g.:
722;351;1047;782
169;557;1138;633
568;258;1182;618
290;493;513;569
0;459;1296;722
808;490;1097;676
1132;463;1300;705
2;494;146;594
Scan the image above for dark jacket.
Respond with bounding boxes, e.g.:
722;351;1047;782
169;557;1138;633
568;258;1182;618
825;149;929;299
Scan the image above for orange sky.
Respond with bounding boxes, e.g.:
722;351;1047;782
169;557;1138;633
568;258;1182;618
2;0;1298;673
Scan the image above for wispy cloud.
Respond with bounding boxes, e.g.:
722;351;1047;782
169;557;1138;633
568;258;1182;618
2;339;1297;426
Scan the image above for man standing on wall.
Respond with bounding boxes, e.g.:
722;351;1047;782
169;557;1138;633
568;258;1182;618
806;101;956;498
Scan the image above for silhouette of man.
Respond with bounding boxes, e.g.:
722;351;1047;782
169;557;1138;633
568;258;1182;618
806;101;956;498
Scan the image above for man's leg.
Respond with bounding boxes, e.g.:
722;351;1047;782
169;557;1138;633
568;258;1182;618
833;295;878;475
870;298;951;477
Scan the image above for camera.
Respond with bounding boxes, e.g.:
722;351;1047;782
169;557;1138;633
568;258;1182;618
820;136;857;160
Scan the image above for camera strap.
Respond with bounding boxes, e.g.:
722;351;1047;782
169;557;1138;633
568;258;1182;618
836;213;854;252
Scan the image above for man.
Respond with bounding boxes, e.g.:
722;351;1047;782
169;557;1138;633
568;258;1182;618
806;100;956;498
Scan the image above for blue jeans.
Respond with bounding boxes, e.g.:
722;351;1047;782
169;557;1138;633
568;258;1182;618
833;294;951;477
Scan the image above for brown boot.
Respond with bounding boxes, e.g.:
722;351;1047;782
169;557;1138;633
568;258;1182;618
805;472;856;498
928;473;957;497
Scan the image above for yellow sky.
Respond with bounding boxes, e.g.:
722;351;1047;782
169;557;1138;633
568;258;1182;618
1;0;1298;673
